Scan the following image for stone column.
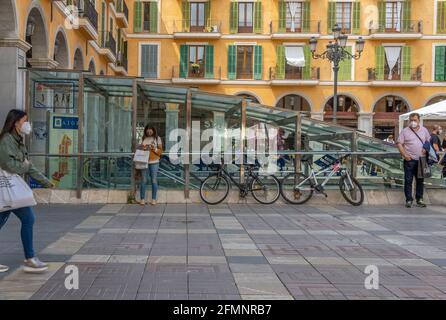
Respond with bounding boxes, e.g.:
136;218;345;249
0;39;30;124
357;112;374;137
165;103;179;153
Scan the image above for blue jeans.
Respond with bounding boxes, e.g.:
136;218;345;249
0;207;35;259
139;163;159;200
404;160;424;202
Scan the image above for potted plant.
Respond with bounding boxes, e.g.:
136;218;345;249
190;63;201;74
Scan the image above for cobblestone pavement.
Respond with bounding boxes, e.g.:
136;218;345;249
1;203;446;300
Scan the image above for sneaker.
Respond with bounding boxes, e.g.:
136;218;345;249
416;199;427;208
23;257;48;273
139;200;146;206
151;199;157;206
0;264;9;273
405;200;413;208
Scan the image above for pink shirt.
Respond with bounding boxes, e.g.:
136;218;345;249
397;126;430;160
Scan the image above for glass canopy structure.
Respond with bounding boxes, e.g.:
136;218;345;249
25;69;444;199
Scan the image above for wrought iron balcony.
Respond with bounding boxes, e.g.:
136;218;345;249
99;30;117;59
172;65;221;83
369;20;423;35
367;65;422;83
63;0;98;31
173;20;222;38
270;20;321;35
270;66;320;83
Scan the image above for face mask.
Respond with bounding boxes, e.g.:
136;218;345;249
20;122;32;135
409;121;418;128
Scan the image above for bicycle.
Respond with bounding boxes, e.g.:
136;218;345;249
200;159;281;205
280;154;364;206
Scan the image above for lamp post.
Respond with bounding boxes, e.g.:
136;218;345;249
309;24;365;124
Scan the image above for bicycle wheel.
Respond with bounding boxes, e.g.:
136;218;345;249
280;172;313;205
200;174;230;205
339;175;364;206
250;175;281;204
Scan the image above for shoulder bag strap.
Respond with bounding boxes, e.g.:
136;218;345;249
409;127;426;144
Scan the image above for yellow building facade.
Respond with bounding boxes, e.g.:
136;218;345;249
125;0;446;138
0;0;129;121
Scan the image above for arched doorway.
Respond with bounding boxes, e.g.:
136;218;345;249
373;95;409;139
426;95;446;106
73;48;84;71
323;95;359;129
99;70;105;75
0;0;17;38
53;30;69;69
275;94;311;114
25;7;48;67
236;93;259;104
88;59;96;74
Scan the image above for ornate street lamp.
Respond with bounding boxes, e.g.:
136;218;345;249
309;24;364;124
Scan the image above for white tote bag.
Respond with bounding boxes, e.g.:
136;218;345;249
0;169;37;213
133;149;150;164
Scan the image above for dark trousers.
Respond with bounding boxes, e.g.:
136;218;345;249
403;160;424;202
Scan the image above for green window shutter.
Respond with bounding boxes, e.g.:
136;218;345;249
402;46;412;81
352;1;360;34
149;2;158;33
180;45;188;78
182;1;190;31
327;2;336;33
378;1;385;32
101;1;106;31
303;45;312;80
276;45;285;80
134;1;142;33
205;1;211;30
375;45;385;80
438;1;446;33
227;45;236;80
338;46;352;81
141;44;158;78
402;0;411;32
254;45;263;80
229;2;238;34
254;1;263;34
205;45;214;78
435;46;446;81
302;1;311;32
279;1;286;32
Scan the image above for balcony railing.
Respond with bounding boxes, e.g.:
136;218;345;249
173;20;222;33
367;66;422;81
116;51;128;72
270;67;320;81
64;0;98;31
369;20;422;34
115;0;129;21
172;66;221;80
99;31;117;58
270;20;321;34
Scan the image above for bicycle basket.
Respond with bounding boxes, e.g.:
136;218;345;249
314;154;338;169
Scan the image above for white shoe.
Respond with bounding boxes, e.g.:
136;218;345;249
0;264;9;273
151;199;157;206
139;200;146;206
23;257;48;273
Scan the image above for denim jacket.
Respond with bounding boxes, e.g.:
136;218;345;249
0;131;51;187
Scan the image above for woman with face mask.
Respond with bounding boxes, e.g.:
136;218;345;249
0;109;54;274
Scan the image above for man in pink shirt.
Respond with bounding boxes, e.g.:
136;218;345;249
397;113;430;208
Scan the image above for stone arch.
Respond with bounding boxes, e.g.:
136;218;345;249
322;92;363;113
424;94;446;106
53;27;69;69
73;47;84;71
372;94;411;139
99;69;105;75
88;58;97;74
322;93;362;129
25;2;49;63
371;93;412;112
0;0;18;38
274;94;312;113
233;91;262;104
274;91;313;112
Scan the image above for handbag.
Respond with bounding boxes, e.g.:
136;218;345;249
417;156;432;179
0;169;37;213
133;149;150;164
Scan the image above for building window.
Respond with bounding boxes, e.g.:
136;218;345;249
143;2;151;31
335;2;352;33
238;2;254;33
190;2;206;32
286;2;303;32
435;46;446;81
140;44;158;78
384;46;402;80
237;46;254;79
188;45;205;78
134;1;158;33
385;1;403;32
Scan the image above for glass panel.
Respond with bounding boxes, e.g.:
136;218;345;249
191;3;197;26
